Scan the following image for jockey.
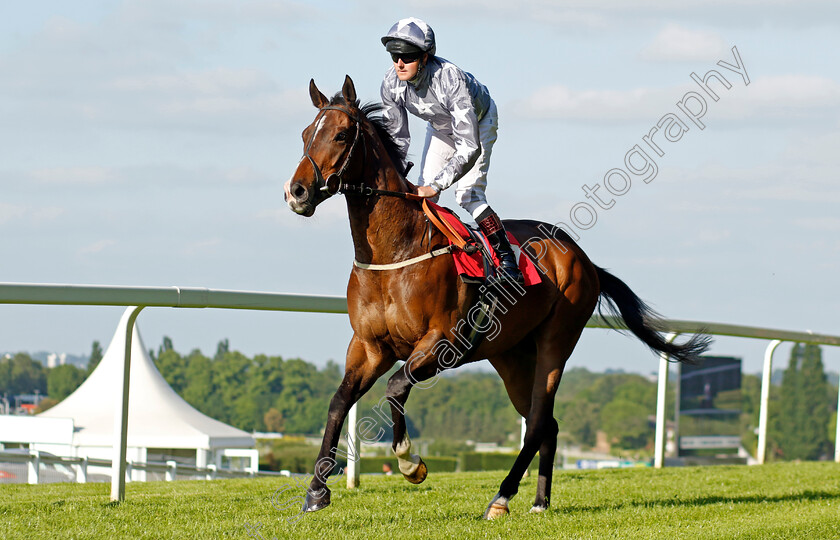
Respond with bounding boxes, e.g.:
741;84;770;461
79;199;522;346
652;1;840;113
380;17;524;285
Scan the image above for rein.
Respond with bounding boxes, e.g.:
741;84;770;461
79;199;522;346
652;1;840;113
305;103;477;270
336;182;424;201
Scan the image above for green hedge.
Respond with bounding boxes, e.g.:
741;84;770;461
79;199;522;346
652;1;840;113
359;456;458;474
259;441;320;473
458;452;539;472
260;438;537;475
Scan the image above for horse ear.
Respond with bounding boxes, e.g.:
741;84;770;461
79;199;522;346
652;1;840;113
309;79;328;108
342;75;357;105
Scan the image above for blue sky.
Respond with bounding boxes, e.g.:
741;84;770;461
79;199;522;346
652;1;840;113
2;1;839;377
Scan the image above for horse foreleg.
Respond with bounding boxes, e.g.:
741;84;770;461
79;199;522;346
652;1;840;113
304;336;393;512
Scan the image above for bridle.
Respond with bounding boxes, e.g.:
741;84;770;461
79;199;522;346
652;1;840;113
303;105;365;198
303;104;423;202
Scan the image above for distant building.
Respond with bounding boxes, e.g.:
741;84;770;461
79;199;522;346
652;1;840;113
46;353;67;368
13;393;45;415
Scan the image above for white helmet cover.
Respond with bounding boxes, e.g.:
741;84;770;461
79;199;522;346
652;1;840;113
381;17;436;56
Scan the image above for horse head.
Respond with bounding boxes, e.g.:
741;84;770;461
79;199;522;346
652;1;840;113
286;75;365;217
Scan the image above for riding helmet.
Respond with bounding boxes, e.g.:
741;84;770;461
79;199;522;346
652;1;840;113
381;17;436;56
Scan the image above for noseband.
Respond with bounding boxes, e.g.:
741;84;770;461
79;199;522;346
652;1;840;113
303;105;365;198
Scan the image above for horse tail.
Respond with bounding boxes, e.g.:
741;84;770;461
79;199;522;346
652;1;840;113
595;266;711;364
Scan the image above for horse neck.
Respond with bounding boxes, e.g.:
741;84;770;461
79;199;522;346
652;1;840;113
346;136;426;265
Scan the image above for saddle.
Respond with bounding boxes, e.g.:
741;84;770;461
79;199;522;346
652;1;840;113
421;200;541;287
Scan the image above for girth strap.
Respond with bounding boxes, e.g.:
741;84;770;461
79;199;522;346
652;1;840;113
354;246;453;271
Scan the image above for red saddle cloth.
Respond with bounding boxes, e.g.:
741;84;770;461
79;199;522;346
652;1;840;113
425;201;542;286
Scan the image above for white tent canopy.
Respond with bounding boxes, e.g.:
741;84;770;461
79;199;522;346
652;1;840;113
39;317;254;452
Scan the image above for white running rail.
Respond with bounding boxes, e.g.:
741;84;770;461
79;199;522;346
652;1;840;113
1;282;838;501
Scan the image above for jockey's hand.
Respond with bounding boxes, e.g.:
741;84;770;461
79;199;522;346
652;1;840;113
416;185;439;198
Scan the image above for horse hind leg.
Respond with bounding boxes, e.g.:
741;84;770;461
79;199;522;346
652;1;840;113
531;417;559;513
485;349;539;519
484;396;560;519
494;348;559;513
484;325;580;519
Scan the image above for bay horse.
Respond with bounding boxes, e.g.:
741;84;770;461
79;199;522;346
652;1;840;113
285;76;710;519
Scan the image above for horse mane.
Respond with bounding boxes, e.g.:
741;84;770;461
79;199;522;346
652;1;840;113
329;94;407;177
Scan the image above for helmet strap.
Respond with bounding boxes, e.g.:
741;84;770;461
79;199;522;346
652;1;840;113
409;55;428;86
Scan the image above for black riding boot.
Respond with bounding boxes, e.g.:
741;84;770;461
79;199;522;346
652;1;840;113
477;209;525;285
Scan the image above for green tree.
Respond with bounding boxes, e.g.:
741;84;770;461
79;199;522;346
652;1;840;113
215;339;230;361
562;400;600;447
798;344;831;459
181;351;215;412
601;399;651;449
0;353;47;395
213;350;252;426
86;340;104;375
155;349;187;394
774;344;832;460
273;358;328;434
47;364;86;401
264;407;284;433
158;336;174;358
34;397;58;413
739;373;763;456
775;344;804;459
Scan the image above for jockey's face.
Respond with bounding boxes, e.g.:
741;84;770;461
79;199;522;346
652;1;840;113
393;53;427;82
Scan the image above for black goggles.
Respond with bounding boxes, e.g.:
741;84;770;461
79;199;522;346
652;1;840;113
390;52;423;64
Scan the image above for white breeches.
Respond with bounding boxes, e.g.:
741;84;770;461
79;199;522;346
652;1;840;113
418;100;498;220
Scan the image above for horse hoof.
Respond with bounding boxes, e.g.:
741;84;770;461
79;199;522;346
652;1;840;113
529;504;548;514
302;488;331;513
483;493;510;520
403;458;427;484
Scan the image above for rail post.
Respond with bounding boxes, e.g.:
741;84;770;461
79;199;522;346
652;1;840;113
654;333;678;469
835;380;840;463
346;403;360;489
76;457;88;483
757;340;782;464
28;450;41;484
110;306;145;502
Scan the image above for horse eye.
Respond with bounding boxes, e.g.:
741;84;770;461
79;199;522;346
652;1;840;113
334;131;348;142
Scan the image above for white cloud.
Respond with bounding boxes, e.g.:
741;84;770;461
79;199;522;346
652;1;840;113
0;203;27;225
113;0;318;26
398;0;840;27
0;203;65;226
78;239;116;255
794;217;840;231
0;4;315;137
255;199;349;229
185;238;223;256
110;68;274;96
29;167;120;186
640;24;728;62
511;74;840;124
717;75;840;121
512;84;672;122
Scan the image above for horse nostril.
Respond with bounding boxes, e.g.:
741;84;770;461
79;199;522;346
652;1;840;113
291;182;308;201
